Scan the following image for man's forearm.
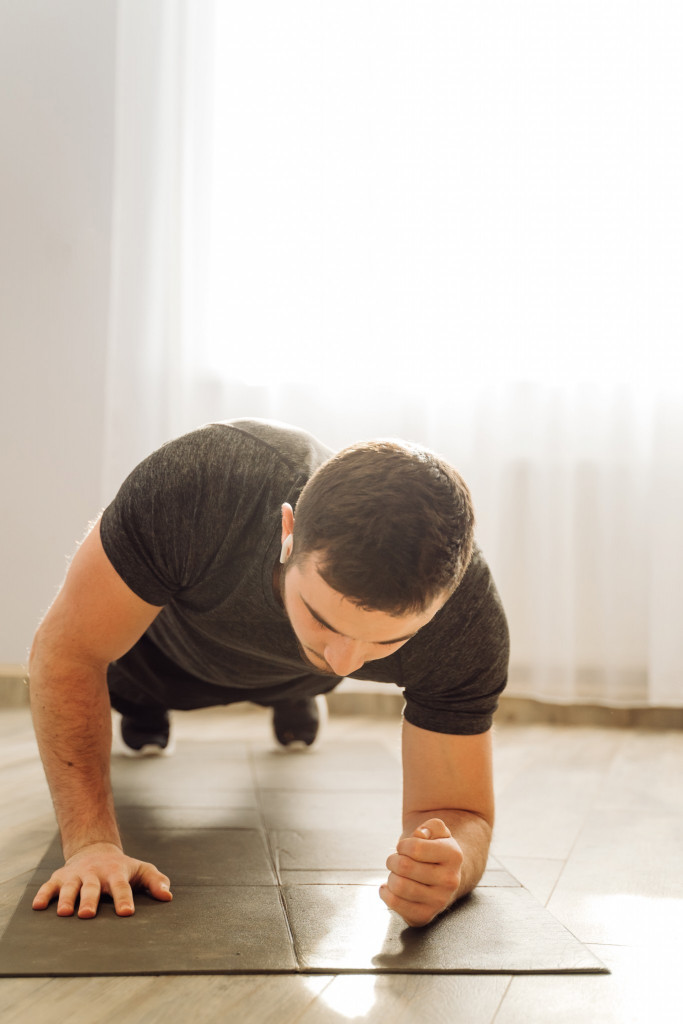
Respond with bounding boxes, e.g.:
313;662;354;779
29;649;121;859
402;808;492;900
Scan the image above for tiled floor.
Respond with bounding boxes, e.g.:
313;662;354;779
1;705;682;1021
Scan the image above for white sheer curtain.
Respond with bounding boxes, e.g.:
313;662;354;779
104;0;683;707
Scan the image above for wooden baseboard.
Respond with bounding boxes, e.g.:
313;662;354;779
2;670;680;728
327;681;683;729
0;670;29;708
495;695;683;729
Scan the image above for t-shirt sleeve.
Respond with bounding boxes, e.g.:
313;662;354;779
99;426;257;606
398;549;510;735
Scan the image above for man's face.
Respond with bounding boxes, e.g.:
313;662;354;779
279;554;446;677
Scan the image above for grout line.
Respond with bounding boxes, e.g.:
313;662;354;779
288;974;338;1024
247;743;282;884
587;942;632;949
247;741;304;972
275;885;302;975
544;849;572;909
544;729;630;911
490;976;515;1023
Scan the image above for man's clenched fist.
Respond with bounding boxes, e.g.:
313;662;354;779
380;817;464;927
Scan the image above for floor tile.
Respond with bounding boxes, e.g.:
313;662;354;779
0;872;34;934
116;802;261;830
593;729;683;814
495;857;565;905
254;739;399;772
0;978;53;1020
0;819;56;884
492;781;598;862
477;868;522;887
0;884;296;975
495;944;683;1024
492;726;620;859
0;785;54;831
547;805;683;946
280;869;388;885
259;788;401;831
0;796;52;838
0;975;331;1024
251;741;400;792
277;866;520;887
111;743;255;807
38;828;276;886
271;829;394;872
297;973;511;1023
283;885;607;973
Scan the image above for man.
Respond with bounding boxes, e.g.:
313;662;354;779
28;418;509;928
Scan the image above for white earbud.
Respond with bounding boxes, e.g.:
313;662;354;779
280;535;294;564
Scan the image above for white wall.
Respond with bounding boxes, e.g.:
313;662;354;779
0;0;117;665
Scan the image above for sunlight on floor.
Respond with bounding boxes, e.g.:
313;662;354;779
307;975;378;1020
298;885;397;971
600;941;683;1019
565;893;683;946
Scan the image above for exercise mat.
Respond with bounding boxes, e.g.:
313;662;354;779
0;739;607;976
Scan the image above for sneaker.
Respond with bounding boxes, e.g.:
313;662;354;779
113;708;175;758
272;695;328;750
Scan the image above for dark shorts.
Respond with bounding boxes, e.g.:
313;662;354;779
107;633;342;715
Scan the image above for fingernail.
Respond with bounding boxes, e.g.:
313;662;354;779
418;827;431;838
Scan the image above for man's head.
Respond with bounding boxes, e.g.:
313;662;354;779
278;439;475;677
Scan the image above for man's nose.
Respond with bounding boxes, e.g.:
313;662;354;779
323;636;366;677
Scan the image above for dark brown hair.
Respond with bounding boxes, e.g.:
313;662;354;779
291;440;475;614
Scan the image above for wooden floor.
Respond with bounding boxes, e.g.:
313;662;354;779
1;705;682;1023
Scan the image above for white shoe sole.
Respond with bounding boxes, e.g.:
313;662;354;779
111;712;176;758
277;694;329;753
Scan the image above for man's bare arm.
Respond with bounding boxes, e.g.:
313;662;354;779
29;519;172;917
380;720;494;927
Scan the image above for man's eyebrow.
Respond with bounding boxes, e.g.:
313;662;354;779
300;597;417;645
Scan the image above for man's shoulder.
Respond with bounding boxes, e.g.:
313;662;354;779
221;418;334;472
140;418;333;482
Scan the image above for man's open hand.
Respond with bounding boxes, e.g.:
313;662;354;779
380;817;463;927
32;842;173;918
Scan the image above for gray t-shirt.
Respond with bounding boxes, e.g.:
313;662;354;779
100;419;509;734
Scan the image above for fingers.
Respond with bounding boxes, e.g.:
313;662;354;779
76;879;102;918
32;876;83;917
379;884;439;928
31;851;172;918
57;882;82;917
380;818;464;927
33;871;133;918
386;851;437;886
412;817;452;840
134;862;173;903
383;869;433;904
32;878;60;911
397;818;459;865
391;824;463;892
384;853;459;904
105;879;136;917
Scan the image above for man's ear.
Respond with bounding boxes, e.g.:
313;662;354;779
280;503;295;565
281;503;295;545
